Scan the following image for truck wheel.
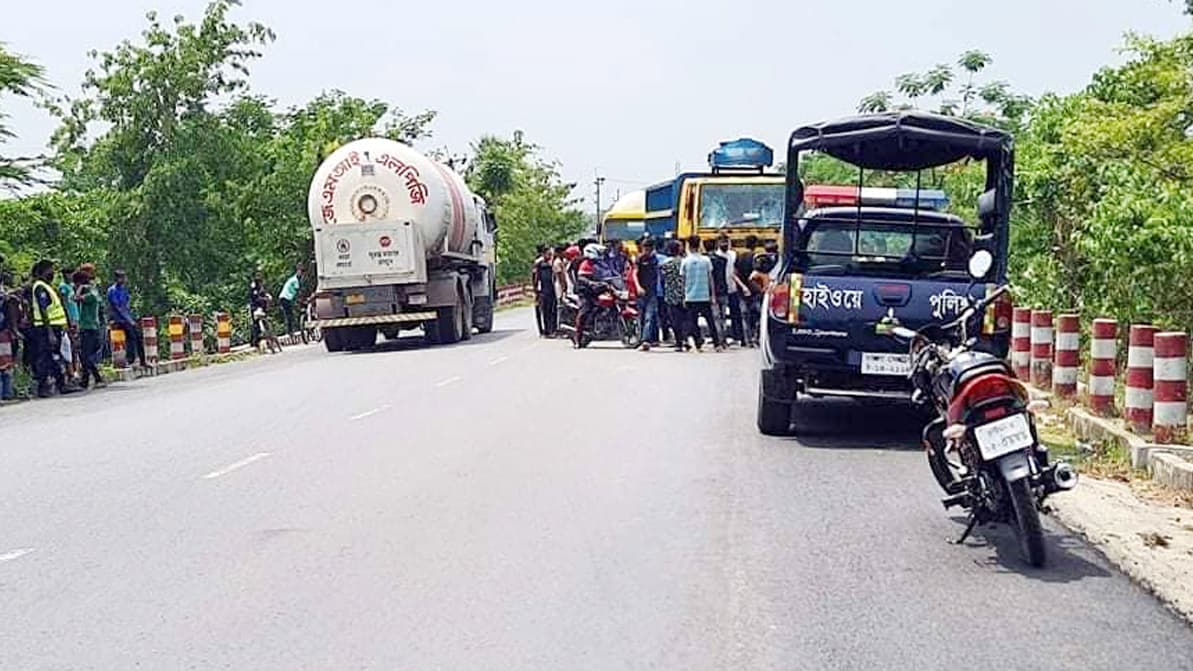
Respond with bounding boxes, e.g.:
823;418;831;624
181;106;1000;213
460;285;474;342
354;326;376;350
473;277;496;334
433;305;462;345
757;379;794;436
324;328;345;353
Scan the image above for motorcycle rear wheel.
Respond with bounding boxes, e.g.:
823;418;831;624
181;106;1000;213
1007;477;1046;567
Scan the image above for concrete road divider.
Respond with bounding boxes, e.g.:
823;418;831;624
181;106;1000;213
1012;307;1031;380
1153;331;1187;444
188;314;204;356
109;324;128;368
141;317;159;367
216;313;232;354
1053;313;1080;398
1088;318;1117;415
1030;309;1053;389
1126;324;1157;434
168;316;186;360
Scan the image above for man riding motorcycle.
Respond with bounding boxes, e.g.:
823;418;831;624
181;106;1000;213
574;243;612;348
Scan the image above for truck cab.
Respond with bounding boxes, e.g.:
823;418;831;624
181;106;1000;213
598;190;646;256
757;112;1015;435
643;138;784;249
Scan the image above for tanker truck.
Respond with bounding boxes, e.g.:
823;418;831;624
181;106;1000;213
306;138;497;352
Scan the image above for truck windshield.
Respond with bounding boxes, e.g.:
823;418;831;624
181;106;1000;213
800;213;974;278
698;184;784;229
602;219;645;241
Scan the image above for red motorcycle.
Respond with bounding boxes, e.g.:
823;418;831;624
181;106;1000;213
880;252;1076;567
573;274;640;349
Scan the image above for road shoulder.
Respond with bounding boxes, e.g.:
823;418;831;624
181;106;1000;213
1049;477;1193;622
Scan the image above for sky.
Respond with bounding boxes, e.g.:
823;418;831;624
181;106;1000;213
2;0;1187;210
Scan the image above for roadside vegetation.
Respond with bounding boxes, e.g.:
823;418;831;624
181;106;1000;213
0;0;584;320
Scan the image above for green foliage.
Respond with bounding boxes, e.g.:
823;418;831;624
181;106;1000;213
2;1;440;326
1009;32;1193;330
465;132;585;285
0;43;46;187
859;50;1032;133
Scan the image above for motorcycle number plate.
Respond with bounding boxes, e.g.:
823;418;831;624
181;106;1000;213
860;352;912;376
973;413;1034;461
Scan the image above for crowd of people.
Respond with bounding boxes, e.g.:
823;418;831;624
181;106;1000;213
0;256;309;403
531;233;779;352
0;258;149;400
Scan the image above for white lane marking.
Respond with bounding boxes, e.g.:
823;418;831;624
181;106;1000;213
435;376;462;387
350;404;391;421
0;548;33;564
201;452;272;480
488;356;509;366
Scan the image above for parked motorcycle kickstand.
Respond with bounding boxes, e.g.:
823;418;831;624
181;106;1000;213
952;513;980;546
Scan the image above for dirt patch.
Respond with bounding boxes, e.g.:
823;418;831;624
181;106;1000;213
1050;477;1193;622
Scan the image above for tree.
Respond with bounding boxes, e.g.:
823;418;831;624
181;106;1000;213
858;90;892;113
465;132;585;284
48;0;275;313
0;43;46;188
858;50;1031;132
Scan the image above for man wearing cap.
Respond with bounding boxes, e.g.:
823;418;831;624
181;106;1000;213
29;260;78;397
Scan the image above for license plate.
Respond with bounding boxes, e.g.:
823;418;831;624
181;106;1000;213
860;352;911;376
973;413;1035;461
345;294;365;305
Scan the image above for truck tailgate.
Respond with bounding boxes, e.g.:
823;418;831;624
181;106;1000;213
316;221;419;283
789;273;980;372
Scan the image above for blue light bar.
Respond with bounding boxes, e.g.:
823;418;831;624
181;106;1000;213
708;138;773;170
894;188;949;210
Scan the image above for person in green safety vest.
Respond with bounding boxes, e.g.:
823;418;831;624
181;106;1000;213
29;259;78;398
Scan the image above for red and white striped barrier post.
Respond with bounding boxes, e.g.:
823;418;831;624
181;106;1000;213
109;324;128;368
1011;307;1031;380
187;314;204;356
1030;309;1053;389
140;317;159;367
168;316;186;361
216;313;232;354
1153;331;1187;443
1053;314;1080;398
1126;324;1158;434
1088;318;1117;415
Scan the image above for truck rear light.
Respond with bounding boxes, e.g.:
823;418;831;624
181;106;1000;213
769;282;789;320
984;284;1013;334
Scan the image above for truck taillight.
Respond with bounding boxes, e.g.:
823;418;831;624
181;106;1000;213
769;281;789;320
769;274;801;323
769;283;788;319
984;284;1013;334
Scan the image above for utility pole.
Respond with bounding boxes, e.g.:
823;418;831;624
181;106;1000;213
594;175;606;228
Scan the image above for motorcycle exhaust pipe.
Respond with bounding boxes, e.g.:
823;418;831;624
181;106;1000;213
1051;462;1078;491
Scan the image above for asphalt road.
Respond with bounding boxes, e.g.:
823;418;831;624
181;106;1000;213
0;307;1190;670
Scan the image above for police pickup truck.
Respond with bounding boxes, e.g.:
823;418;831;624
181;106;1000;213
757;112;1014;435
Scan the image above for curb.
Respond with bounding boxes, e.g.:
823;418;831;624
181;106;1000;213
107;345;257;382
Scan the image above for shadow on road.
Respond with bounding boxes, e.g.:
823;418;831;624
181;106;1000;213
951;515;1113;582
788;397;923;450
347;328;523;355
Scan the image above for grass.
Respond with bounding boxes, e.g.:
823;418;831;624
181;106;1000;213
1037;403;1193;508
1035;402;1138;482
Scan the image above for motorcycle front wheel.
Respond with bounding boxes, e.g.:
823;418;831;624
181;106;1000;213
1007;477;1047;567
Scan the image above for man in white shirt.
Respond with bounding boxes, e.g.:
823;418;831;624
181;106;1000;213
715;234;747;345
